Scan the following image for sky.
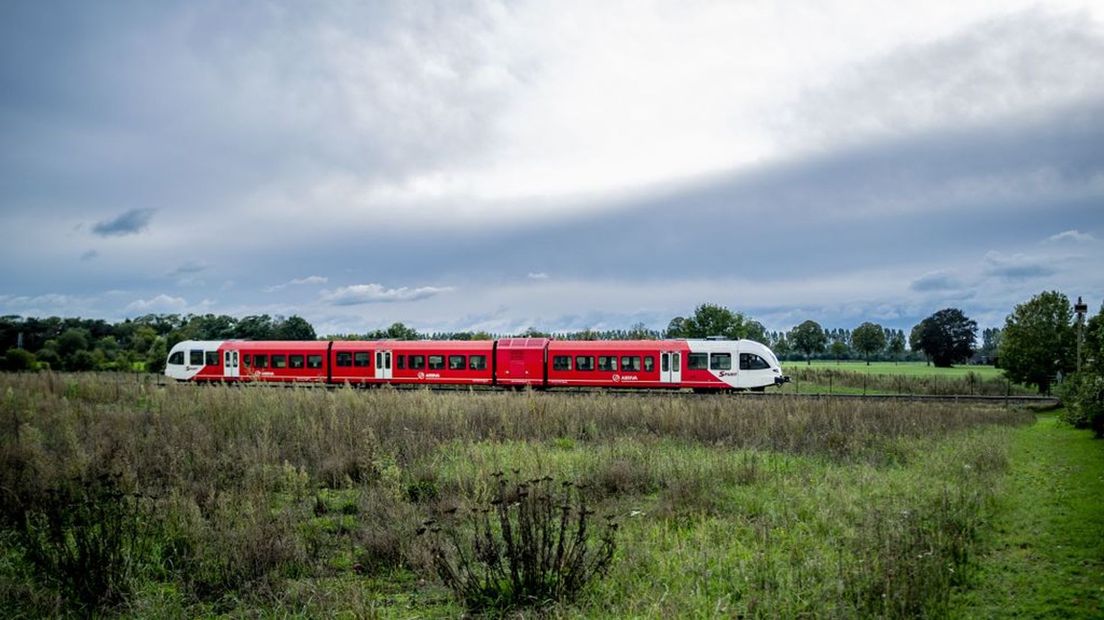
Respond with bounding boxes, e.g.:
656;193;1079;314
2;0;1103;336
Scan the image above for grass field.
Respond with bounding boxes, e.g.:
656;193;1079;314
783;360;1005;380
0;373;1097;617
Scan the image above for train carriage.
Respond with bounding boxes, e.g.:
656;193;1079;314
166;337;787;391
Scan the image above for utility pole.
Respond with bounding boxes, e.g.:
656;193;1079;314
1074;296;1088;373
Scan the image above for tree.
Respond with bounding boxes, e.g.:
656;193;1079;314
887;330;906;364
665;317;687;338
679;304;755;340
999;291;1075;394
3;348;36;372
912;308;977;368
852;322;886;365
273;315;316;340
979;328;1002;364
910;321;929;365
829;340;849;363
790;320;827;364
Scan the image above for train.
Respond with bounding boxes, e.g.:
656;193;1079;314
164;337;789;392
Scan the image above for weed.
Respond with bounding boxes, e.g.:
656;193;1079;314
422;474;618;613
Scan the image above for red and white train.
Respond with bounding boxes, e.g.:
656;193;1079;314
165;338;789;392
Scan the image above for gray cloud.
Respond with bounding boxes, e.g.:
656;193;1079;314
92;209;155;237
79;249;98;261
982;251;1057;280
910;271;965;292
320;283;454;305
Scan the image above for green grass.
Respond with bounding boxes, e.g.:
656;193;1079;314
949;411;1104;618
0;373;1096;617
784;360;1004;379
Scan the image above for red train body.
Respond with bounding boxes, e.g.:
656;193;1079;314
166;337;788;391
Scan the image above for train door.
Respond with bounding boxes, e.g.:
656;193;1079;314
661;351;681;384
223;349;239;379
375;350;392;380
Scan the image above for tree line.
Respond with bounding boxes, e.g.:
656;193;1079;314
2;292;1101;404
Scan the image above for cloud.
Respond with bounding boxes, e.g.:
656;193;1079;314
320;283;453;305
527;272;549;280
167;261;207;277
909;271;964;292
982;251;1057;280
1045;229;1096;244
79;250;98;261
264;275;328;293
91;209;156;237
125;294;187;313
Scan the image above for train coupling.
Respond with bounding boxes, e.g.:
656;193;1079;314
774;375;791;385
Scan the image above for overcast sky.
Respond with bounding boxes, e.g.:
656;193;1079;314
2;0;1102;336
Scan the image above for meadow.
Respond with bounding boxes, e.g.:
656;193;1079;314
0;372;1096;617
779;361;1035;397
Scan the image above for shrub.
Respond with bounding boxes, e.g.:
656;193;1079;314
17;470;151;613
421;474;618;613
1058;372;1104;438
2;348;36;372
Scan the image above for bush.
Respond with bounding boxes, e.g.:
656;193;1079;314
1058;372;1104;438
2;348;36;372
421;474;618;613
16;470;151;613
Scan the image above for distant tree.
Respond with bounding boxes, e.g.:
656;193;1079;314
979;328;1002;364
679;304;755;340
626;322;655;340
3;348;36;372
910;321;929;365
772;333;792;357
887;330;906;364
790;320;827;365
273;315;316;340
852;322;886;365
829;340;849;363
912;308;977;368
68;349;96;371
146;337;168;373
665;317;688;338
744;320;768;344
519;327;549;338
1085;304;1104;375
237;315;276;340
57;328;90;358
1000;291;1076;394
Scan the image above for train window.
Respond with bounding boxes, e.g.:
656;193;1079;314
598;356;617;371
710;353;732;370
410;355;425;370
336;352;352;367
575;356;595;371
428;355;445;370
272;355;287;369
190;350;204;365
254;354;268;368
644;356;655;372
205;351;219;366
354;352;370;367
243;354;251;367
470;355;487;370
307;355;322;369
552;355;572;371
449;355;466;370
688;353;709;370
168;351;184;365
620;356;641;371
740;353;771;370
289;355;305;369
396;355;405;369
661;354;669;372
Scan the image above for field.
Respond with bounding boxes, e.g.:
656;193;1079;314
0;373;1099;618
779;361;1034;396
783;361;1005;380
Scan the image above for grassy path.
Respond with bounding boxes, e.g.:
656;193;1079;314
951;413;1104;618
